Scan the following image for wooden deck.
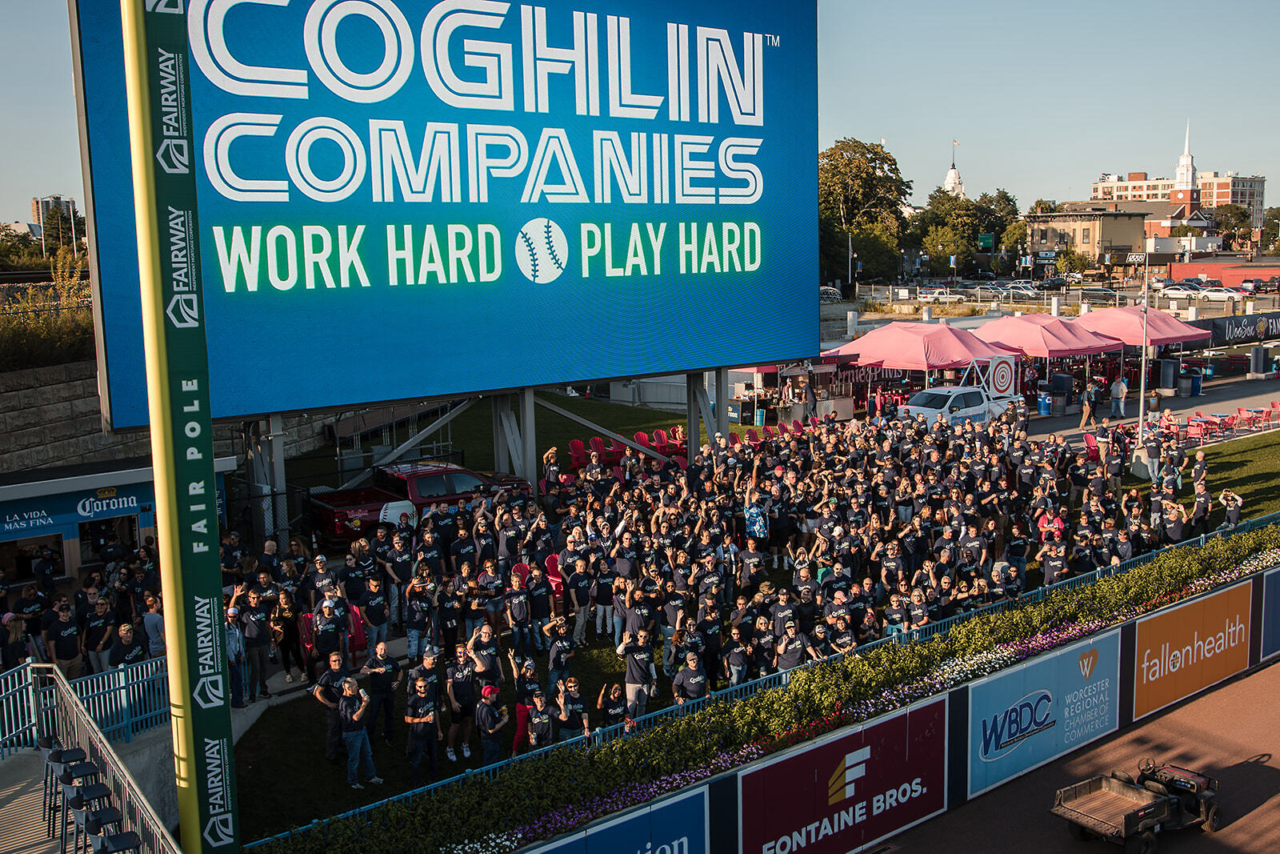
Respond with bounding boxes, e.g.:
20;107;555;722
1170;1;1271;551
0;750;58;854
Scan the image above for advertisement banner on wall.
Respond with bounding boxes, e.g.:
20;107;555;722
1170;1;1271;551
1133;583;1252;720
1263;568;1280;662
738;699;947;854
70;0;819;428
967;630;1121;798
525;786;708;854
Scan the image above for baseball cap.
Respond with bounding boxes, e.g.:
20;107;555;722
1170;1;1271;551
522;659;536;670
422;646;440;659
322;599;335;608
226;607;239;617
481;685;499;698
785;620;796;628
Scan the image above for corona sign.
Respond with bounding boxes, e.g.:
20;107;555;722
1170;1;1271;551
70;0;819;427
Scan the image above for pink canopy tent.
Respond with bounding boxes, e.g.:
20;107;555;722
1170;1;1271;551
823;322;1018;370
974;315;1122;358
1071;305;1211;346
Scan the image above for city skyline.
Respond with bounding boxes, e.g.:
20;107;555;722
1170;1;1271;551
1;0;1276;223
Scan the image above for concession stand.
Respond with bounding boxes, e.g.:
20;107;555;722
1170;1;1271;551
1071;306;1212;401
975;315;1124;415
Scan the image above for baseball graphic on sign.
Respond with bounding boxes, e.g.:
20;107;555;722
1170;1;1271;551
990;358;1015;395
515;218;568;283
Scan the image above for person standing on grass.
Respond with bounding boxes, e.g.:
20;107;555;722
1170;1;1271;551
405;676;438;786
475;684;508;765
338;678;383;790
446;643;477;762
360;641;400;746
616;629;657;718
312;652;349;763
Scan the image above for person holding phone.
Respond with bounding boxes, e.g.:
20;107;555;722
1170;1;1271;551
338;678;383;790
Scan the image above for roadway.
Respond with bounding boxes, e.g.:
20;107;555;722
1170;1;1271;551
889;660;1280;854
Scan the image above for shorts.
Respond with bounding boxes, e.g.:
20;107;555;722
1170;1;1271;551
452;700;475;721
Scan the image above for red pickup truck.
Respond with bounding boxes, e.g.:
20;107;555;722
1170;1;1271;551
309;462;531;544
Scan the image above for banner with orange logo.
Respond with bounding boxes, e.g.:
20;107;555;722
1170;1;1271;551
1134;583;1252;719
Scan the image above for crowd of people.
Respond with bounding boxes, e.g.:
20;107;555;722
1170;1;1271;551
2;399;1247;787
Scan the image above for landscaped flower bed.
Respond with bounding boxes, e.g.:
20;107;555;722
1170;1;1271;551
252;529;1280;854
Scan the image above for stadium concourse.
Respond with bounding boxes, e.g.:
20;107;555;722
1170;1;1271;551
890;660;1280;853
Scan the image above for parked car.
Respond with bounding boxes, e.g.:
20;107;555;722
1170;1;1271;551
1080;287;1119;302
1259;277;1280;294
897;386;1013;426
1065;272;1084;283
1006;283;1041;301
309;462;531;544
973;270;998;281
1038;277;1067;291
918;287;965;304
1197;287;1243;302
975;284;1009;299
1160;283;1201;299
1237;278;1263;293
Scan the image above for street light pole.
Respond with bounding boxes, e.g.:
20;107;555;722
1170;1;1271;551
1136;254;1150;439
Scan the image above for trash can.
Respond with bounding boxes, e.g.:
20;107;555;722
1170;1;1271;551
1037;392;1051;416
1158;359;1179;389
1176;375;1192;398
755;407;766;427
1189;369;1203;396
1252;346;1269;374
1050;394;1067;417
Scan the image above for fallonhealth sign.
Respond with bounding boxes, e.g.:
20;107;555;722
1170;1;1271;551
967;630;1120;798
70;0;818;428
525;786;708;854
738;700;947;854
1133;583;1252;720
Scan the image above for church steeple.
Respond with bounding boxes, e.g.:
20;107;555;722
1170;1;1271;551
1171;120;1200;214
943;141;965;199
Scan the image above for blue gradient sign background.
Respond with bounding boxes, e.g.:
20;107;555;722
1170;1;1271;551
71;0;817;427
967;630;1121;797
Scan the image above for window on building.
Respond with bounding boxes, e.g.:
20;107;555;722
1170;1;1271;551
1082;227;1091;244
1039;229;1047;244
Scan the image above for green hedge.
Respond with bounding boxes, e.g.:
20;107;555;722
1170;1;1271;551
251;525;1278;854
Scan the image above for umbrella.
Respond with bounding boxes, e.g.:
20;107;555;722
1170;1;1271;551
1071;306;1211;346
974;315;1123;358
823;322;1018;371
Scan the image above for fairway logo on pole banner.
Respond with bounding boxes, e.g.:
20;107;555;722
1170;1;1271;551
828;746;871;805
201;737;235;847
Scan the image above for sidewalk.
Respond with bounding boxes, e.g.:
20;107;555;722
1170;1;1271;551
1025;374;1280;444
0;751;57;854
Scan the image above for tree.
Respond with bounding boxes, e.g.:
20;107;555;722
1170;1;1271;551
1027;198;1062;215
818;138;912;233
922;224;969;277
1211;203;1251;250
1055;249;1089;275
0;223;45;271
1169;225;1204;238
35;204;85;255
1262;206;1280;253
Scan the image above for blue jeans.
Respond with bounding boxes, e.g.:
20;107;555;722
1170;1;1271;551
366;621;388;648
612;611;625;646
229;659;245;706
465;616;484;639
342;730;376;784
387;582;405;627
511;624;532;659
531;617;550;650
594;603;612;635
727;664;747;687
406;628;425;662
548;665;570;695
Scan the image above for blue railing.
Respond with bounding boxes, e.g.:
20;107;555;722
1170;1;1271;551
0;657;171;758
246;509;1280;849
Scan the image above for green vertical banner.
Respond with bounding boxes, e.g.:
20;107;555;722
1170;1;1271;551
119;1;239;851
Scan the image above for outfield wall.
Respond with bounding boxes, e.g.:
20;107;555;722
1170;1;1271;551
522;571;1276;854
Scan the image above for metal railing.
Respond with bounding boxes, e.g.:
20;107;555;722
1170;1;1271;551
0;658;172;759
32;663;182;854
246;508;1280;848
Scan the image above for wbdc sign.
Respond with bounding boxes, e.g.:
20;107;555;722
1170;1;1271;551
74;0;817;426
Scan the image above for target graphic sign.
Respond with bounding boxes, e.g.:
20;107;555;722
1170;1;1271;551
987;357;1016;396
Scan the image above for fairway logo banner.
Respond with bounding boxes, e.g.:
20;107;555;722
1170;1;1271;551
201;737;235;846
739;700;947;854
827;746;871;805
968;631;1120;798
1133;583;1252;719
72;0;817;426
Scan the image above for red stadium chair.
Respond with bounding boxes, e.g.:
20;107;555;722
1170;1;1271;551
347;605;368;658
613;466;625;482
672;455;688;470
543;554;565;606
1082;432;1100;462
745;428;761;449
792;419;804;433
589;436;608;461
634;431;652;452
809;416;821;429
1186;422;1207;446
762;425;777;440
568;439;588;469
651;429;671;456
511;563;531;585
728;431;741;447
608;437;626;465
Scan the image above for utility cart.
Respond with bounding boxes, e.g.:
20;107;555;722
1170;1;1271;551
1050;759;1222;853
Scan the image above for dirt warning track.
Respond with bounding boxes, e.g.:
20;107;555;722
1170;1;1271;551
890;660;1280;854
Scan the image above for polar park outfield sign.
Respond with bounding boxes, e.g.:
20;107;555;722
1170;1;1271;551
70;0;818;429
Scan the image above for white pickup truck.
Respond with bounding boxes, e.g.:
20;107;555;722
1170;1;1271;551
897;385;1013;426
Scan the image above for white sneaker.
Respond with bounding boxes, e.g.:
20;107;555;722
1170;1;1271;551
351;783;364;790
461;744;472;759
284;674;293;683
446;747;457;762
368;776;383;785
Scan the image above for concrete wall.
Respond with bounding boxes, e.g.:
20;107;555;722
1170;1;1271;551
0;361;339;473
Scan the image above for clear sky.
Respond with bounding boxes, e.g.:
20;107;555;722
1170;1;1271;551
1;0;1276;221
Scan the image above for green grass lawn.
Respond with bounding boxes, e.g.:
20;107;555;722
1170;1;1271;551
244;420;1280;841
